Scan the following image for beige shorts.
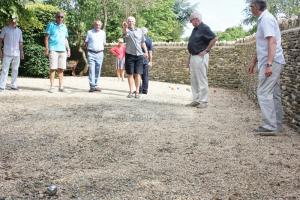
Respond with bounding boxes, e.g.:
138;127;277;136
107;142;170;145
49;51;67;70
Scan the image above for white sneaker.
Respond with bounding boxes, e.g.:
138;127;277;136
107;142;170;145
48;87;55;93
197;103;208;109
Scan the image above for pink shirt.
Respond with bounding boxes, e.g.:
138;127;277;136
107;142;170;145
110;44;126;59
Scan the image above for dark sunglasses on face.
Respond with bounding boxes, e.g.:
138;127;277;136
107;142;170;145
57;16;64;19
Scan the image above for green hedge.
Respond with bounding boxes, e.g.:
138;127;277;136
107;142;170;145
19;44;49;78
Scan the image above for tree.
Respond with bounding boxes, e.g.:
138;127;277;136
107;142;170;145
216;26;250;41
173;0;197;24
137;0;182;41
243;0;300;26
0;0;34;27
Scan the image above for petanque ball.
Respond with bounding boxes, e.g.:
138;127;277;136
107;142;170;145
47;185;57;196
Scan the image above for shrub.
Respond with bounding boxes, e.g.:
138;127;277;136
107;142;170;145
19;43;49;78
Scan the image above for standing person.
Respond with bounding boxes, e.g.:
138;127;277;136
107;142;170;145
0;17;24;92
85;20;106;92
248;0;285;135
110;38;126;81
139;27;153;95
187;11;217;108
44;12;70;93
122;16;148;99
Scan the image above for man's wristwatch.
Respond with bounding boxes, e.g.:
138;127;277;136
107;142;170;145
266;63;272;67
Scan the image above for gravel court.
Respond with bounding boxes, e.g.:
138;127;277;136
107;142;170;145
0;77;299;199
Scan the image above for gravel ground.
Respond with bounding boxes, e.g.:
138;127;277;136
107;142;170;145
0;77;299;200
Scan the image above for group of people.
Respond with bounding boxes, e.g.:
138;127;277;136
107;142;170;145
185;0;285;136
0;0;285;135
0;12;153;96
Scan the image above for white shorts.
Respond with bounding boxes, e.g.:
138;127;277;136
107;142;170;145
49;51;67;70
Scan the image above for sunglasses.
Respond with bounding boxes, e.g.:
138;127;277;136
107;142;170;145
57;16;64;18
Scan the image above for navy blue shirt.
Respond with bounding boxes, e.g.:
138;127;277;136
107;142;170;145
143;36;153;65
188;22;216;55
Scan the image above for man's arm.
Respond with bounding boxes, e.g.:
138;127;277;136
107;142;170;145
44;34;49;56
84;32;89;50
198;37;218;57
122;22;128;35
65;38;71;57
206;37;218;53
148;50;153;66
186;54;191;68
265;36;276;77
141;42;148;59
0;38;3;59
19;42;24;60
248;55;257;75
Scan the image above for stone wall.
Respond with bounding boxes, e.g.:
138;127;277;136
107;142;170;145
101;17;299;132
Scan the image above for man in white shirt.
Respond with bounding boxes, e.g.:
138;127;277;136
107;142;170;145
85;20;106;92
0;17;24;91
248;0;285;136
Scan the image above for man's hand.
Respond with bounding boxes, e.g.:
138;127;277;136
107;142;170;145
265;66;272;77
247;62;255;74
144;52;148;59
67;49;71;58
186;60;190;68
148;62;152;70
198;50;207;57
20;51;24;60
122;21;128;29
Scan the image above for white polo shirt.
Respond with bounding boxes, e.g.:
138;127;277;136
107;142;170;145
256;10;285;69
85;29;106;51
0;26;23;57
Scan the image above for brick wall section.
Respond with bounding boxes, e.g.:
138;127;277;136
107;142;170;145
101;20;299;131
281;28;300;131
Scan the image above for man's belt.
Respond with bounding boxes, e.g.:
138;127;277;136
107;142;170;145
88;49;103;53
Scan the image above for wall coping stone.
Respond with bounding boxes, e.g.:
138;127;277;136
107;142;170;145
104;14;299;48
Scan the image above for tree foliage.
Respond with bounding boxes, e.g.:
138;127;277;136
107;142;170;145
45;0;195;42
0;0;34;27
243;0;300;25
216;26;250;41
173;0;197;24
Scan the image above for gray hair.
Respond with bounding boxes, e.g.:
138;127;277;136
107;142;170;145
127;16;136;23
189;11;202;21
251;0;267;11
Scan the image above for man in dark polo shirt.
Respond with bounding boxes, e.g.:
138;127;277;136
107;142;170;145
187;11;217;108
140;27;153;95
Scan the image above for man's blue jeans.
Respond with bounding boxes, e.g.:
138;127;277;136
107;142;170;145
88;51;104;89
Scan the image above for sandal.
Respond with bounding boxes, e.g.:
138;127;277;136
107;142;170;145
127;92;134;98
135;93;140;99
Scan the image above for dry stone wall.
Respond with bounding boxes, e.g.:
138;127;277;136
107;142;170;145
102;18;299;131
